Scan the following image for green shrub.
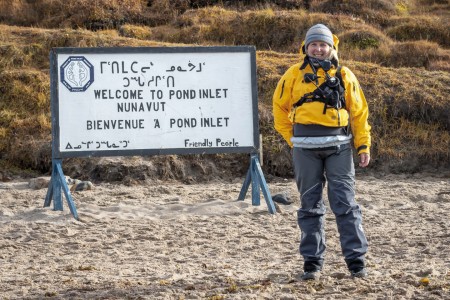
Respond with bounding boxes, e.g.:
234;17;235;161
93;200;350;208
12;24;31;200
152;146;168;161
339;30;386;49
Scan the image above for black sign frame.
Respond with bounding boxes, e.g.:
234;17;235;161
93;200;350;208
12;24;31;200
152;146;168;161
50;46;260;159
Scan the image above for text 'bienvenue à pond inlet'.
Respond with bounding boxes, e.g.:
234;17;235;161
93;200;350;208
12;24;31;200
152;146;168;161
86;117;230;130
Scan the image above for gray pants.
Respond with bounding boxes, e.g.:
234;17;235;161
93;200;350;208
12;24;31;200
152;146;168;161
293;143;368;271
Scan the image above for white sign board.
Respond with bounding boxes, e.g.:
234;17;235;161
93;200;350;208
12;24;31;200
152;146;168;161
50;47;259;158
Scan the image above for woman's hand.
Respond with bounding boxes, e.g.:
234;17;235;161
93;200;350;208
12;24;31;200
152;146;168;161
359;153;370;168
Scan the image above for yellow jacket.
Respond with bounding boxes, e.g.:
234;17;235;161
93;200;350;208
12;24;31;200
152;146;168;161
272;35;371;154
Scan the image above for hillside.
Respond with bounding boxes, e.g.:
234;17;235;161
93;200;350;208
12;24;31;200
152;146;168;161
0;0;449;180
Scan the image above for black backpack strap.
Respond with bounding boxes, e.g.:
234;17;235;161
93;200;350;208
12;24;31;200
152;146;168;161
335;66;344;89
335;65;348;113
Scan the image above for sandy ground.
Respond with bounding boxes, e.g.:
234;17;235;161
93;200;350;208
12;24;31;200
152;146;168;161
0;173;449;300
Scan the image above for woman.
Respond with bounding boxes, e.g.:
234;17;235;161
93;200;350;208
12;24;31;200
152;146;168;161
273;24;371;280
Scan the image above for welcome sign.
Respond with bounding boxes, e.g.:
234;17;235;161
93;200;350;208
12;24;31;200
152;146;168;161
50;46;259;158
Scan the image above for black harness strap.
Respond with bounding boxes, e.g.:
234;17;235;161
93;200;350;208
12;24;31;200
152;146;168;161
335;66;343;88
292;65;346;111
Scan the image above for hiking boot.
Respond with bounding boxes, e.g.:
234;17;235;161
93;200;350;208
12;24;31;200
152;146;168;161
351;268;368;278
301;270;321;281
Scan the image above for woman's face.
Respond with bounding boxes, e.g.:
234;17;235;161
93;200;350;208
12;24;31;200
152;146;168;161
307;41;331;60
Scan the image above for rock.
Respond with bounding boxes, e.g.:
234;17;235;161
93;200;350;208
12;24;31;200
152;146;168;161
274;202;282;213
272;193;293;205
0;172;12;182
28;177;51;189
70;181;93;192
416;268;439;277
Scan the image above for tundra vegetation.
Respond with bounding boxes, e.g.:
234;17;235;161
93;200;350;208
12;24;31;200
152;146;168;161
0;0;448;181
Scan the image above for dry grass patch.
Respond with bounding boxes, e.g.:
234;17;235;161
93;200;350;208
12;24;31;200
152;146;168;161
0;44;27;69
375;119;449;171
167;8;366;52
383;41;446;68
119;24;152;40
0;0;149;29
428;50;450;72
186;0;305;9
309;0;399;25
351;62;450;130
0;70;51;166
0;70;49;116
410;0;449;17
221;9;306;51
339;39;449;71
339;28;392;50
5;136;52;173
385;15;450;47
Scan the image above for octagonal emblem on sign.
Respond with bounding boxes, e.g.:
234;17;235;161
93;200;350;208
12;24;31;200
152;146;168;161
60;56;94;92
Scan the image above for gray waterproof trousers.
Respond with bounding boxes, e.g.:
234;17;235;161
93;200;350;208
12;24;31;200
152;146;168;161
293;143;368;271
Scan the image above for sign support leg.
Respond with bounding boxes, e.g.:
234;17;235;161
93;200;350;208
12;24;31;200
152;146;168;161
43;159;79;220
238;154;276;214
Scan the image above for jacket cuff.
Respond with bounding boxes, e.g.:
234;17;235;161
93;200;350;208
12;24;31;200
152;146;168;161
357;145;369;155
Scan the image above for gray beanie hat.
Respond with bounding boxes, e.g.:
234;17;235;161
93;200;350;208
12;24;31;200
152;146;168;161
305;24;334;48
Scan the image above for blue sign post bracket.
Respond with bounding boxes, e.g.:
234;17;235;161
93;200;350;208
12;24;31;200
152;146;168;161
44;158;79;220
238;153;276;214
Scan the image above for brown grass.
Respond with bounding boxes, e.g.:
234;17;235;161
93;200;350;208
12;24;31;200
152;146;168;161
383;41;446;68
165;7;308;50
0;0;150;29
0;69;51;171
410;0;450;17
340;40;450;69
119;24;152;40
0;1;449;176
309;0;398;25
374;118;449;172
385;15;450;47
339;28;392;50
